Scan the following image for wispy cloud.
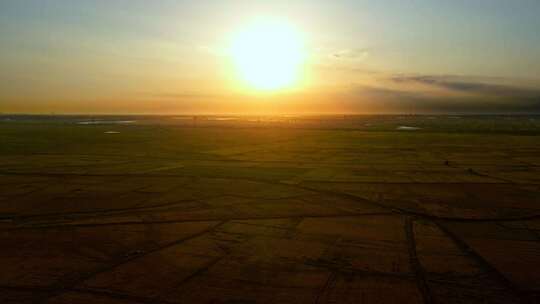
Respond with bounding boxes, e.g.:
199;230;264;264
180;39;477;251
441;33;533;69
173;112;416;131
390;75;540;98
331;48;369;60
342;86;540;114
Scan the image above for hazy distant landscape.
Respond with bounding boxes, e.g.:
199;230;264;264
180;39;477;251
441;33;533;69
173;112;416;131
1;115;539;303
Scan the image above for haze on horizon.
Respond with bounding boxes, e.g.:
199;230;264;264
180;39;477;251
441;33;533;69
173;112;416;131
1;0;540;115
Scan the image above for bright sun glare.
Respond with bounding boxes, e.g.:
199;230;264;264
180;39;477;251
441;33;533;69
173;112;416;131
230;19;306;91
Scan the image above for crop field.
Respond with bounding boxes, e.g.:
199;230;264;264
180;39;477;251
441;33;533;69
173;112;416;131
0;115;539;303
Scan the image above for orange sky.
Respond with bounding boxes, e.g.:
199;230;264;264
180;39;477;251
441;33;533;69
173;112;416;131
1;1;540;114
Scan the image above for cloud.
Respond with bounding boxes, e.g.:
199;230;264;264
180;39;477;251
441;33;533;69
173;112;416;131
140;74;540;114
390;75;540;99
339;77;540;114
331;48;369;60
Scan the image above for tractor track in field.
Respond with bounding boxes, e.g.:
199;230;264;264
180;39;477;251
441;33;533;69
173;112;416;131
2;171;539;303
2;173;540;230
434;220;529;303
33;220;227;304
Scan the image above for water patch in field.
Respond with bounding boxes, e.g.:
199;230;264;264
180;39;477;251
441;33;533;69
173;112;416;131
397;126;422;131
208;117;237;121
78;120;136;125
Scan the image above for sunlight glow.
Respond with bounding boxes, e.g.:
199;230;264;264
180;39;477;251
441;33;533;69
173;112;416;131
229;19;306;91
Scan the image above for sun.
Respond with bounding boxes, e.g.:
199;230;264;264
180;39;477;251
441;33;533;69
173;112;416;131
229;19;306;91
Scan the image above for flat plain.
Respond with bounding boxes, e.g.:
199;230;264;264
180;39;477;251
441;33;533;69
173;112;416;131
1;115;539;303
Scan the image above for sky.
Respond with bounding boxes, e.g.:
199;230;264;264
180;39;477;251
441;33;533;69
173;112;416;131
1;0;540;114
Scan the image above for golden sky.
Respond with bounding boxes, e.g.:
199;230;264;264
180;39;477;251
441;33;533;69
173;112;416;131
1;1;540;114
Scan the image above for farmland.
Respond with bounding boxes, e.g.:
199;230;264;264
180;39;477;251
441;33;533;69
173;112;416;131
1;115;539;303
